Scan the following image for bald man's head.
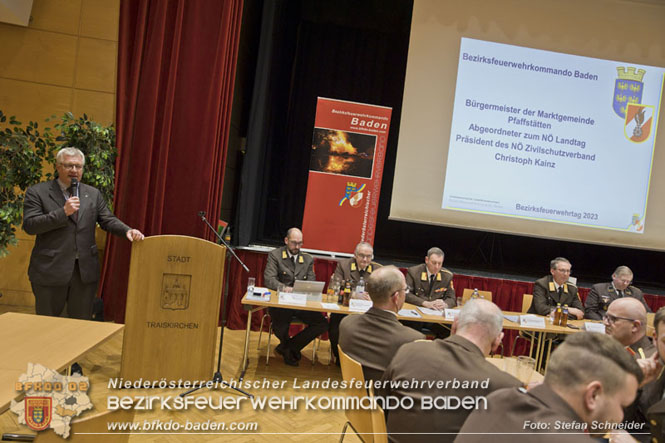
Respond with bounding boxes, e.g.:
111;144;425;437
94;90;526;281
604;297;647;347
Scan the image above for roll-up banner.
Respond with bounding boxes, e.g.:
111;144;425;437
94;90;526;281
302;97;392;254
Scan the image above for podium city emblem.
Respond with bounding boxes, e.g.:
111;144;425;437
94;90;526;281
624;103;654;143
612;67;645;119
25;397;52;431
161;273;191;310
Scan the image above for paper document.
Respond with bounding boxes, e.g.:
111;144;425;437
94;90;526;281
418;307;443;316
398;309;422;318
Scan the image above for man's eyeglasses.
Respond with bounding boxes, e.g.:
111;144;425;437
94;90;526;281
554;268;571;274
399;287;410;295
356;253;373;260
605;313;636;324
60;163;84;170
287;240;303;246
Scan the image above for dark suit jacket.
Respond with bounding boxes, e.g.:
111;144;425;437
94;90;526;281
585;282;651;320
22;179;130;286
332;257;381;285
456;384;590;442
528;275;584;316
382;335;521;443
263;246;315;290
405;263;455;307
339;307;424;381
623;334;657;441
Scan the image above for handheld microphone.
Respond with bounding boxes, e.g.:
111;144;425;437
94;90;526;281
70;178;79;198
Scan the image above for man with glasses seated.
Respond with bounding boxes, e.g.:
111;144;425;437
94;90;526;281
585;266;651;320
528;257;584;320
329;242;382;363
604;297;655;441
23;147;144;375
264;227;328;367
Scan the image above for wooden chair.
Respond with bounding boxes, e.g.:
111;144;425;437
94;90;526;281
368;386;388;443
511;294;535;356
461;288;493;304
338;345;381;443
647;312;656;337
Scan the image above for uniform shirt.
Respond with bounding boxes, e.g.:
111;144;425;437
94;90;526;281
405;263;455;307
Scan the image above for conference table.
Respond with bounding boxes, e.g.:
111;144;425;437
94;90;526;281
0;312;124;413
239;293;597;378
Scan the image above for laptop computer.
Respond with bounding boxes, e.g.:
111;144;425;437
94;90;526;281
292;280;325;300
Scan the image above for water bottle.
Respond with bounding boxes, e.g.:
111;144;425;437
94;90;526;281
355;276;365;296
472;288;479;299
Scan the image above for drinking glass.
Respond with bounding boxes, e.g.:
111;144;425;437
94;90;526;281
516;356;536;385
247;277;255;295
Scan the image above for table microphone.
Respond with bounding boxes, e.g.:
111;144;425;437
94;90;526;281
70;177;79;198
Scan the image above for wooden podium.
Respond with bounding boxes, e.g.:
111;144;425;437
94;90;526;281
120;235;226;381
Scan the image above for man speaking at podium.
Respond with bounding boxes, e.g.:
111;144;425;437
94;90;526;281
23;147;144;321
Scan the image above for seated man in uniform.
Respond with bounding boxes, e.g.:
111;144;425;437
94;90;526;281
263;227;328;366
329;242;382;363
339;265;424;381
381;299;521;442
604;297;654;359
604;297;655;440
404;247;455;337
643;307;665;439
528;257;584;320
585;266;652;320
458;332;643;441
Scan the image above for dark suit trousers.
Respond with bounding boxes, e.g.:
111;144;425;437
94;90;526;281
31;260;97;320
329;313;344;359
269;307;328;352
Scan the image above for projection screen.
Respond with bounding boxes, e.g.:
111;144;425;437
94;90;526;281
391;0;665;250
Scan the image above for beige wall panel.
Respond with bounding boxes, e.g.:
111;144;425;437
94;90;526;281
0;290;35;307
29;0;81;35
0;27;77;86
72;89;115;126
0;238;34;299
74;38;117;93
0;78;72;123
80;0;120;41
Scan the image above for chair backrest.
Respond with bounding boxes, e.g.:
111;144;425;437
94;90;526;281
461;288;493;304
338;345;375;442
521;294;533;313
368;386;388;443
647;312;656;337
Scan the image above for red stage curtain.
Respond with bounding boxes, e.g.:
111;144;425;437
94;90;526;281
101;0;244;322
226;250;665;354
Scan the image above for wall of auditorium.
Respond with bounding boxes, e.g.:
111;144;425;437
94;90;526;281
0;0;120;306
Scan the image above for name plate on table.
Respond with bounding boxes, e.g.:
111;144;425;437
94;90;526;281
320;302;339;310
584;322;606;333
519;314;546;329
278;292;307;306
444;309;461;320
418;307;444;317
349;299;372;312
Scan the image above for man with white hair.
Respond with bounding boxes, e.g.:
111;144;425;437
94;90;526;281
23;147;144;320
381;299;521;442
585;266;651;320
